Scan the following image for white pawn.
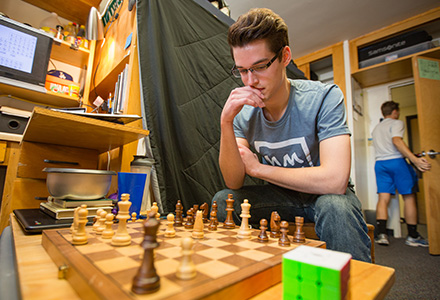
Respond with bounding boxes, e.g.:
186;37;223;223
151;202;160;220
102;213;115;239
131;212;137;222
176;237;196;280
96;210;108;235
72;205;88;245
165;213;176;238
237;199;252;239
92;208;105;232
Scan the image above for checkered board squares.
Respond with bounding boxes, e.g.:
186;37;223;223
282;245;351;300
42;221;325;300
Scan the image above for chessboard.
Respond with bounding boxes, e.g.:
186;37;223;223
41;220;325;300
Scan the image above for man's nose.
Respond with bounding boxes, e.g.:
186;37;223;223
243;70;259;85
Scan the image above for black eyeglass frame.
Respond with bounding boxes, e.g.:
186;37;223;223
231;47;285;78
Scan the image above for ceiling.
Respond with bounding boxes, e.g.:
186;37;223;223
226;0;440;59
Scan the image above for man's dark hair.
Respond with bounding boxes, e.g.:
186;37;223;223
227;8;289;59
381;101;400;117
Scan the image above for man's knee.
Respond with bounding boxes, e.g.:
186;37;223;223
212;189;233;221
315;192;362;217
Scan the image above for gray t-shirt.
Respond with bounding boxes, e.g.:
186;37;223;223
233;79;350;168
372;118;404;161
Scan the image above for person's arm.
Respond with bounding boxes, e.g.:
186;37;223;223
239;134;351;195
219;86;265;189
392;137;431;172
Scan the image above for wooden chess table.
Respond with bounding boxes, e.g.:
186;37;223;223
42;218;325;299
10;215;395;300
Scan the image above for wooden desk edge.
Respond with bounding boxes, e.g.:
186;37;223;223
10;214;81;300
250;259;395;300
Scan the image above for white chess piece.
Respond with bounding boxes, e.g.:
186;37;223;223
165;213;176;238
102;213;115;239
192;210;204;239
72;205;88;245
111;194;132;246
176;237;196;280
238;199;252;239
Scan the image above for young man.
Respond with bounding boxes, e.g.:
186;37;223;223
372;101;431;247
212;8;371;262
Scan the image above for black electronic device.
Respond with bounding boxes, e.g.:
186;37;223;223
13;208;93;234
0;15;53;92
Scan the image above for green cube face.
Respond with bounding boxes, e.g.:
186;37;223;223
282;246;351;300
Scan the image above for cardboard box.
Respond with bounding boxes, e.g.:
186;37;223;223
45;75;79;97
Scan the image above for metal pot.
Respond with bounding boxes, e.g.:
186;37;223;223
43;168;116;200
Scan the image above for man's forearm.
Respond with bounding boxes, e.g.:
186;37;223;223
244;135;351;195
392;137;417;163
219;124;246;189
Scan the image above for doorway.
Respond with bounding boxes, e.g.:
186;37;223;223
390;83;426;224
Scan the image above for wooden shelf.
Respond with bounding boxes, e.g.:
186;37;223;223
51;39;90;68
0;83;81;108
352;47;440;88
91;53;131;98
23;107;148;154
22;0;101;25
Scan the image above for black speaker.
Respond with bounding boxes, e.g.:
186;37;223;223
0;113;28;134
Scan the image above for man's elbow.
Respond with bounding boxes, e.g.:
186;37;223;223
225;180;243;190
327;177;349;195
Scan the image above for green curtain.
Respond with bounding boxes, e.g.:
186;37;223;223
136;0;305;213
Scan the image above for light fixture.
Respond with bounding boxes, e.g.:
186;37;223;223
209;0;231;17
86;7;104;41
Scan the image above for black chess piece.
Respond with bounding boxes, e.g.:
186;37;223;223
200;202;209;223
184;208;194;229
258;219;269;243
223;194;235;229
270;211;281;238
132;217;160;294
278;221;291;247
175;200;183;227
208;210;217;231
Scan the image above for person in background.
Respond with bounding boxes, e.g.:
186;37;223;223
372;100;431;246
211;8;371;262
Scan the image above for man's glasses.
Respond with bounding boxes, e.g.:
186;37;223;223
231;47;284;78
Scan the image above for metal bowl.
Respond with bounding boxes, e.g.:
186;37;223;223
43;168;116;200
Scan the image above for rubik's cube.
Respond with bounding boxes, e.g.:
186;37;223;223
282;245;351;300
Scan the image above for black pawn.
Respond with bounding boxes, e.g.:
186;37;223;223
258;219;269;243
208;210;217;231
278;221;291;247
132;217;160;294
184;209;194;229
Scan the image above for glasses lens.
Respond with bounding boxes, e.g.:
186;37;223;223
231;68;241;78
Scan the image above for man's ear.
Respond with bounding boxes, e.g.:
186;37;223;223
282;46;292;67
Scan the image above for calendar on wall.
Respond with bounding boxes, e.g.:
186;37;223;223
0;24;37;74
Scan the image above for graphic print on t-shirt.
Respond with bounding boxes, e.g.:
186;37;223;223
254;137;313;168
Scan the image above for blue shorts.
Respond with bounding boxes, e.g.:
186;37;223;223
375;158;418;195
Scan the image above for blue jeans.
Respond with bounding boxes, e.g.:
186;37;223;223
211;184;371;262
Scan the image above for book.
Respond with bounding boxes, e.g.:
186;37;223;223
0;106;32;118
40;201;113;220
51;198;114;208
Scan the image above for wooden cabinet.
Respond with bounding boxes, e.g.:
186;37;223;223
0;107;149;233
294;42;347;99
349;7;440;88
